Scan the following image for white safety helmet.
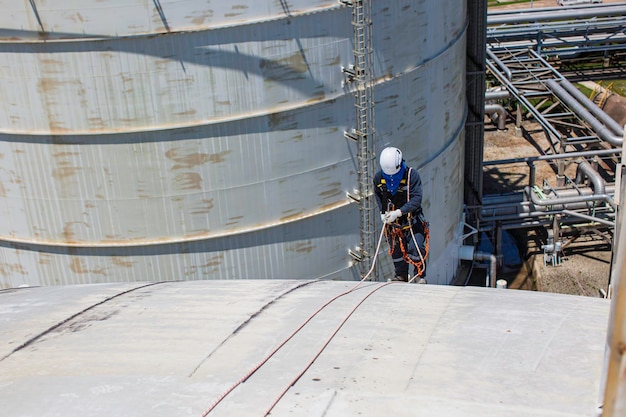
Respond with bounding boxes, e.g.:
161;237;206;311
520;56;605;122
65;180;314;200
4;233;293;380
379;147;403;175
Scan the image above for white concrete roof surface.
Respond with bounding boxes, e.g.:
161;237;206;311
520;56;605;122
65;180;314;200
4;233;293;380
0;280;609;417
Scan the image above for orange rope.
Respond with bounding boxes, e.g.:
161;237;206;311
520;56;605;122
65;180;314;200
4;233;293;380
384;167;429;279
386;221;430;278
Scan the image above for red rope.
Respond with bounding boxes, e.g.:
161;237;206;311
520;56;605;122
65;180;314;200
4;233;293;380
263;282;393;416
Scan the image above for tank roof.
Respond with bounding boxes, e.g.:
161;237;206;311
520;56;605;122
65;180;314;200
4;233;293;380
0;281;608;416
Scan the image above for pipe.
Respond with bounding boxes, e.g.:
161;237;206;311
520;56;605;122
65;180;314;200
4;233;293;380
459;245;498;288
481;185;617;224
576;160;606;196
527;160;616;210
482;208;616;225
525;185;616;211
486;90;511;101
483;147;622;167
488;5;626;25
475;251;498;288
485;104;508;130
546;79;623;146
486;49;512;80
559;79;624;137
561;209;615;227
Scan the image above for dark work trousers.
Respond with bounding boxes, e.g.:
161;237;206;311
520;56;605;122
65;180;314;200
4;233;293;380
388;220;426;280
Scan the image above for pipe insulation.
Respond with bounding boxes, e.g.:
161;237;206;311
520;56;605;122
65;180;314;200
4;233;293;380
558;79;624;137
545;79;623;146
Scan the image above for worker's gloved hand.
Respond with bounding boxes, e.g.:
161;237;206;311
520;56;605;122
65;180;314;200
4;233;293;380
380;212;387;223
384;209;402;224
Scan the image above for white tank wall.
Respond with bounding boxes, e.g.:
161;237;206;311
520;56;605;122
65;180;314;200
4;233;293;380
0;0;467;287
372;8;467;285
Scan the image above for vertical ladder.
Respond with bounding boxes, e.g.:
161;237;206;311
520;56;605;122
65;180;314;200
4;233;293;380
346;0;376;278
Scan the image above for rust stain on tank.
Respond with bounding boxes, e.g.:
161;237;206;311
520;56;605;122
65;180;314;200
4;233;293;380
88;117;106;129
175;172;203;190
38;254;52;265
268;112;297;130
189;10;214;26
319;182;341;199
69;257;88;274
191;198;215;215
166;148;231;170
306;91;326;104
173;109;197;117
0;181;5;197
184;254;224;275
183;230;210;240
225;215;243;226
38;78;66;94
112;257;134;268
318;201;344;212
40;58;65;67
68;257;106;275
286;241;315;254
52;166;81;180
260;52;308;82
280;210;304;222
0;262;28;277
53;151;79;158
326;55;341;66
63;221;89;243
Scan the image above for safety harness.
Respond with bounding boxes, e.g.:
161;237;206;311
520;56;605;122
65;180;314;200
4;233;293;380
384;167;430;278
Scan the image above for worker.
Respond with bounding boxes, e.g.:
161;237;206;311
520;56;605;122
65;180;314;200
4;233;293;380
374;147;428;282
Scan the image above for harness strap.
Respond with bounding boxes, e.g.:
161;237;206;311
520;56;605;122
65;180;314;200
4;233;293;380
386;222;430;277
384;165;430;277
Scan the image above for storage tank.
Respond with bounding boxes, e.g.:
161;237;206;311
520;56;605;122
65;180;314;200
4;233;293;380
0;0;467;287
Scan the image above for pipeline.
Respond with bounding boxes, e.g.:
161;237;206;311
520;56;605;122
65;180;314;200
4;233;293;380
486;89;511;101
527;160;616;211
487;49;512;80
487;4;626;25
459;245;498;288
545;79;623;146
576;160;606;196
485;103;508;131
558;79;624;137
